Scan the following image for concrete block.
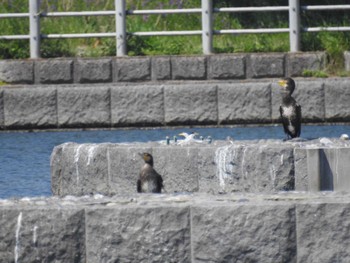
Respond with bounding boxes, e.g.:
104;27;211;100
0;208;85;262
191;203;296;262
306;148;350;192
247;53;285;78
0;90;4;129
214;143;295;193
0;60;34;84
171;56;207;80
75;58;112;83
294;148;309;191
208;54;245;79
296;203;350;262
164;84;218;125
51;143;110;196
3;87;57;129
35;59;73;84
86;206;191;263
325;79;350;121
153;147;200;192
344;51;350;71
218;82;271;124
151;56;171;80
111;85;164;127
50;140;300;196
57;86;110;128
197;146;220;194
271;79;325;122
115;57;151;81
286;52;326;77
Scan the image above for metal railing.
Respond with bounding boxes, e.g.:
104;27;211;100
1;0;350;58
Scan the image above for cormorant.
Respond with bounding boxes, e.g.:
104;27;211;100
137;152;163;193
278;77;302;139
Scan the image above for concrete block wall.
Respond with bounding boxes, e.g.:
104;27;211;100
50;139;350;197
2;193;350;262
0;52;326;84
0;78;349;130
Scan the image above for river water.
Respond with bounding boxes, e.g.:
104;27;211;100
0;124;349;199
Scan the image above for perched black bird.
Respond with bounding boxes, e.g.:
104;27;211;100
278;77;302;139
137;152;163;193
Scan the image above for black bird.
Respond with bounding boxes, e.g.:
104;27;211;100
278;77;302;139
137;152;163;193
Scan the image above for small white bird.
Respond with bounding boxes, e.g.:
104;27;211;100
177;132;201;145
340;134;349;141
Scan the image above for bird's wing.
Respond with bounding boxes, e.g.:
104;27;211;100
279;106;291;135
294;104;302;137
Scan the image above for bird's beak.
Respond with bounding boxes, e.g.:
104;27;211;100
178;133;184;137
138;152;143;158
278;79;287;87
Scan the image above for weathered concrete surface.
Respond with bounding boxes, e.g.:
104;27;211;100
286;52;326;77
164;84;218;125
192;203;296;262
218;82;271;124
51;138;350;197
0;60;34;84
35;59;73;84
86;206;191;263
74;58;112;83
111;85;164;127
208;54;245;79
296;202;350;263
325;79;350;122
0;52;327;84
2;193;350;262
0;207;85;262
247;53;285;78
3;87;57;129
0;78;349;130
57;86;110;128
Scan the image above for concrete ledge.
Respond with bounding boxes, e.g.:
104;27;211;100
0;78;349;130
50;139;350;197
1;193;350;262
0;52;328;84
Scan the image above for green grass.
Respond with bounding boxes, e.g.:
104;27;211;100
1;0;350;75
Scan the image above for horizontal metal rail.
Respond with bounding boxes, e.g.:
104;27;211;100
41;33;116;39
41;11;115;17
127;8;201;15
214;6;289;12
130;30;202;36
214;28;289;34
303;26;350;32
1;0;350;58
0;13;29;18
301;5;350;11
0;35;30;40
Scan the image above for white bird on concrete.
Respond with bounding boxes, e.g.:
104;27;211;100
177;132;201;145
340;134;349;141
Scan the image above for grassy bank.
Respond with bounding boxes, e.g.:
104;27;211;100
0;0;350;74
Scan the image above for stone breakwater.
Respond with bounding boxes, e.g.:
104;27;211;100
50;138;350;197
2;192;350;262
0;78;349;130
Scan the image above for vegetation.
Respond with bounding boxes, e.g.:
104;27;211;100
0;0;350;74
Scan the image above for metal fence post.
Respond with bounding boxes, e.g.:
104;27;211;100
29;0;40;58
201;0;213;54
115;0;127;56
289;0;301;52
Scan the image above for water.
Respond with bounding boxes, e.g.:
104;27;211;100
0;125;349;199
